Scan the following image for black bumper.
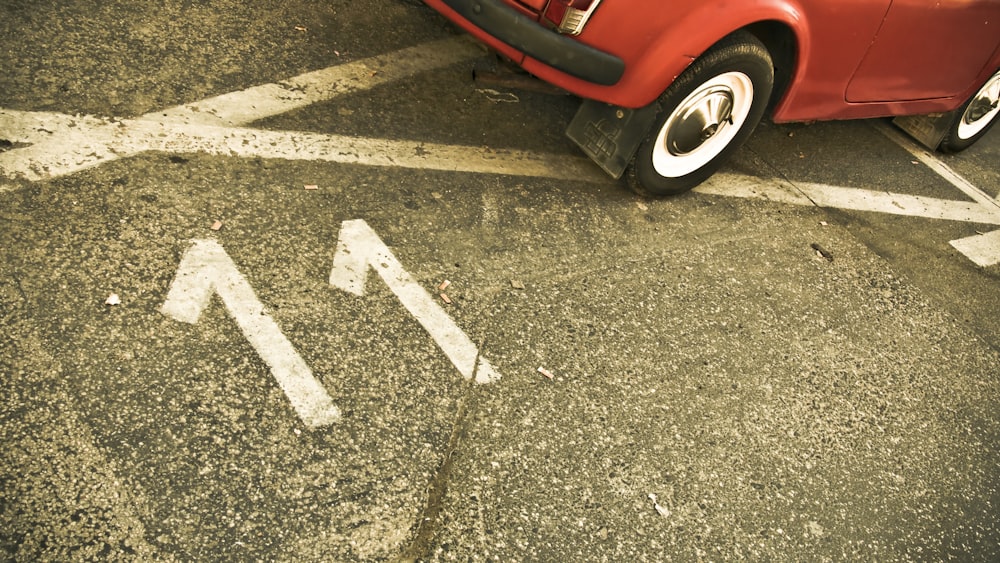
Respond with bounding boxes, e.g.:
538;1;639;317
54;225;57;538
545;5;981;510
441;0;625;86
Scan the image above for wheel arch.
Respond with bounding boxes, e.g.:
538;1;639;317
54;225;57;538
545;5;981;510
599;1;808;110
743;21;799;116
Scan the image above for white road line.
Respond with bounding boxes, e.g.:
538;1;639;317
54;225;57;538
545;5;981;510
1;37;483;182
0;113;603;183
874;121;1000;265
330;219;499;384
950;230;1000;267
697;173;1000;225
696;172;815;206
0;111;122;182
162;239;341;428
0;110;104;143
154;37;483;127
796;181;1000;224
874;121;1000;210
137;120;605;182
3;37;999;261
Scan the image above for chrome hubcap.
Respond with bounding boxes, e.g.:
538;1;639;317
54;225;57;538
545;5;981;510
665;86;735;155
958;71;1000;140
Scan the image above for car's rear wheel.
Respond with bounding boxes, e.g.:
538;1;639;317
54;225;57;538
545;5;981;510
627;31;773;196
940;69;1000;153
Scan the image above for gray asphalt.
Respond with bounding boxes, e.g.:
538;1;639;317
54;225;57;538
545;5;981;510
2;1;999;561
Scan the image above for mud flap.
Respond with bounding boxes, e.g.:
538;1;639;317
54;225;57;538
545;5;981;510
566;99;658;179
892;109;960;151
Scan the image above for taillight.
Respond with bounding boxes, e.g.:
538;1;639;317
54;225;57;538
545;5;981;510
543;0;602;35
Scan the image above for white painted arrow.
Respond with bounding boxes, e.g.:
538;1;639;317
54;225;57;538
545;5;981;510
161;239;340;428
330;219;500;384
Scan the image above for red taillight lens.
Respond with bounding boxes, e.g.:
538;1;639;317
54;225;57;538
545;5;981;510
543;0;601;35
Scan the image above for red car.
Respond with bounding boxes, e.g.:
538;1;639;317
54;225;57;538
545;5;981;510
424;0;1000;195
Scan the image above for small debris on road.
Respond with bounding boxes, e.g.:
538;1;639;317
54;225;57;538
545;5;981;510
476;88;520;103
210;220;223;231
510;280;525;290
438;279;451;291
811;242;834;262
105;293;121;306
440;293;452;304
805;520;825;539
294;25;307;32
304;184;318;190
647;493;670;517
537;366;554;380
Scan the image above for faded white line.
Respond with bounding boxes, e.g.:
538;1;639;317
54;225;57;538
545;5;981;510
481;191;500;231
138;121;605;182
154;37;483;127
697;173;1000;225
695;172;814;206
0;113;603;182
0;111;122;181
1;37;482;182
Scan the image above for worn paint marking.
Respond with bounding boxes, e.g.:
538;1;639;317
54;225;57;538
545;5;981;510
697;173;1000;226
330;219;499;384
161;239;340;428
2;40;998;264
874;122;1000;212
950;229;1000;267
0;36;484;182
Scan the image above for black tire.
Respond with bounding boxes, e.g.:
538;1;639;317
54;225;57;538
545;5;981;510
627;31;773;196
939;69;1000;153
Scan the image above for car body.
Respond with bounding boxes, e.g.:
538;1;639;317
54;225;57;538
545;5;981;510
424;0;1000;195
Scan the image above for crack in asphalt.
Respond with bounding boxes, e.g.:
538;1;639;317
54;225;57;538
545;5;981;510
394;341;485;562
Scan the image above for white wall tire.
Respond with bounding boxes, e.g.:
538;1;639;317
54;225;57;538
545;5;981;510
940;69;1000;153
627;32;773;197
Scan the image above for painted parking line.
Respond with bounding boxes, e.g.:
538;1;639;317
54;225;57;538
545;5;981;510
0;36;485;183
0;112;603;184
2;37;998;264
2;101;991;224
696;173;1000;226
156;38;484;128
875;122;1000;266
874;122;1000;211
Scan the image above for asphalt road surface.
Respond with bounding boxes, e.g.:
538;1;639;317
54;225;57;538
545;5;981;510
2;1;999;561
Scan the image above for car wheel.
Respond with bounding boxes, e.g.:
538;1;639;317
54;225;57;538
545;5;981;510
940;69;1000;153
627;31;773;196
